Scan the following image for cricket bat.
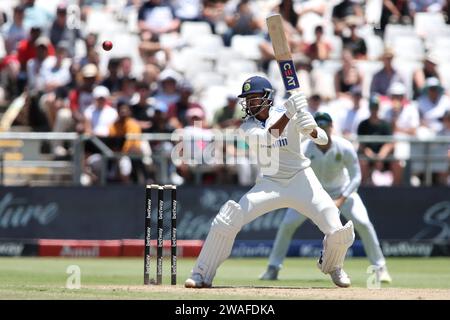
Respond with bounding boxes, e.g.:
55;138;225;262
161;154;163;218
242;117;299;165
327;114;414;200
266;14;300;94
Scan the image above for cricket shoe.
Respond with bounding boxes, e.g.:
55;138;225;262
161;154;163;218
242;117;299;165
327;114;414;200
378;266;392;284
317;251;351;288
329;267;351;288
184;273;212;288
259;265;279;280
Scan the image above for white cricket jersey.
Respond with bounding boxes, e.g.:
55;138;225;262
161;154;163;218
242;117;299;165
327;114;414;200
302;135;361;199
240;106;311;180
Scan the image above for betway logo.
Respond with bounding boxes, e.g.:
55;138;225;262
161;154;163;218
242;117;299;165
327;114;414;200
0;243;24;256
60;246;100;257
382;241;433;257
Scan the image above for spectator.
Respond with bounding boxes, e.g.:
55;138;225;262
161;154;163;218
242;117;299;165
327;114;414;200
153;68;181;113
201;0;226;34
213;94;243;129
302;25;331;62
370;48;404;96
335;49;362;97
138;0;180;41
147;106;178;184
381;82;420;185
332;0;365;37
171;0;203;22
381;82;420;137
16;25;55;93
101;58;123;94
67;63;99;133
49;4;81;57
22;0;54;31
84;85;118;137
412;53;441;99
272;0;299;30
177;107;217;184
306;94;325;115
342;15;367;60
417;77;450;133
222;0;264;46
109;101;146;184
3;5;27;54
341;85;369;139
379;0;412;34
39;41;72;129
409;0;445;16
357;96;396;186
116;76;137;105
131;81;155;132
26;36;53;131
167;80;204;129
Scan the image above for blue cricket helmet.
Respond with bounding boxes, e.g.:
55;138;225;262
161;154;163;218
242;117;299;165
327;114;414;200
238;76;274;98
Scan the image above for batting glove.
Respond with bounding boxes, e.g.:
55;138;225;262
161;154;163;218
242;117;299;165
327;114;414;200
295;111;317;135
283;92;307;119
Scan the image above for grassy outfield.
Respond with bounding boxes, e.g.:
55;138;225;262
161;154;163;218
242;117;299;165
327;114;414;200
0;257;449;299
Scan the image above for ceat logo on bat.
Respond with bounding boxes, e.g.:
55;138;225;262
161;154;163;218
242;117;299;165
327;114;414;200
279;60;300;91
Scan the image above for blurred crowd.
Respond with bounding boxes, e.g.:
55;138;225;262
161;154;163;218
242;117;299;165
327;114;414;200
0;0;449;187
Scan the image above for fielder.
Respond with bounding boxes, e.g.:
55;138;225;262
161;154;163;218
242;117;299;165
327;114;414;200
260;112;392;283
185;76;355;288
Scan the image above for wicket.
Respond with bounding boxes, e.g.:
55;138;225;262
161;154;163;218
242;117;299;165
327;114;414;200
144;184;177;286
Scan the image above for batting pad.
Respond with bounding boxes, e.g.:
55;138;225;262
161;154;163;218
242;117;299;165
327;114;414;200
192;201;244;284
319;221;355;274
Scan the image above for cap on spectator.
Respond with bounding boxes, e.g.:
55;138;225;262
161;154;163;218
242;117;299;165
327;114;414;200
186;108;205;119
345;15;363;27
35;36;50;47
314;112;333;127
350;85;362;96
57;4;67;13
81;64;98;78
369;95;380;109
159;69;181;83
30;23;43;31
178;80;193;92
425;77;442;89
425;52;439;65
381;48;394;59
93;86;110;99
388;82;406;96
227;93;238;100
14;5;25;13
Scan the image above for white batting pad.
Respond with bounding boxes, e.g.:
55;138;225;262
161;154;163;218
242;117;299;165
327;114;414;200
192;201;244;284
319;221;355;274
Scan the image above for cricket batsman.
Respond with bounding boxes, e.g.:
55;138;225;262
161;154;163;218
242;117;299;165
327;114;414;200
259;112;392;283
185;76;355;288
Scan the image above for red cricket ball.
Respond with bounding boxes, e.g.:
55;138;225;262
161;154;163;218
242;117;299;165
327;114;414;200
102;40;113;51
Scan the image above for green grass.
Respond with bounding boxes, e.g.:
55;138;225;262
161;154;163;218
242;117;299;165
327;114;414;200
0;257;449;299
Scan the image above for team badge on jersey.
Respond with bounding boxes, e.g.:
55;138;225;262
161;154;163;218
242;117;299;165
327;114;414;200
335;153;342;162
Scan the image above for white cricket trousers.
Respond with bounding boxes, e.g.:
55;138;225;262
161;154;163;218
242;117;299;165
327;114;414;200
268;192;386;268
191;167;343;283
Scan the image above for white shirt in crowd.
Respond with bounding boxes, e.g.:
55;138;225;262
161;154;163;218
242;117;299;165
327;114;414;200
83;104;118;137
380;101;420;132
417;94;450;132
40;56;72;90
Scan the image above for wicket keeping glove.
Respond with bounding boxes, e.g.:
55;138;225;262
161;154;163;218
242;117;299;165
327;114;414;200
283;92;308;119
295;111;317;135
